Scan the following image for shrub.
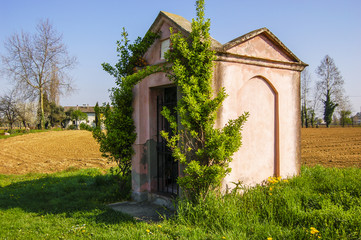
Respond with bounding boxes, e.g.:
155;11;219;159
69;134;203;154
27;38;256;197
79;122;93;131
67;124;77;130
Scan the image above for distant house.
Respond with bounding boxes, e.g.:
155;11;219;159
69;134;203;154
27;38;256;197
130;11;307;202
352;112;361;125
63;105;95;128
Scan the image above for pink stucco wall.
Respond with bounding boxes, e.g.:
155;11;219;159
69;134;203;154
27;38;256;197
131;13;306;200
227;35;294;62
214;59;302;188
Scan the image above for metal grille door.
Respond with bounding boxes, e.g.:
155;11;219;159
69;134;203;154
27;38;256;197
156;87;179;196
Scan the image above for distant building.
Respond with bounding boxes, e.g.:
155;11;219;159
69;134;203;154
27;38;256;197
352;112;361;125
63;105;95;128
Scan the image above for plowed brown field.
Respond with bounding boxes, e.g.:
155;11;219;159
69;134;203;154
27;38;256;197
0;130;116;175
1;128;360;175
301;127;361;168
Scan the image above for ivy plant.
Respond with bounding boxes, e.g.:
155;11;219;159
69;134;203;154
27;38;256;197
161;0;248;202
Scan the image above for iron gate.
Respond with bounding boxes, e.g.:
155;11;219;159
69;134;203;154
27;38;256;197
156;87;179;196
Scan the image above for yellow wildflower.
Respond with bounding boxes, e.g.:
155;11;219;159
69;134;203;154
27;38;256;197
269;187;273;191
267;238;273;240
310;227;319;235
222;237;226;239
267;177;274;184
157;225;162;228
146;229;150;233
269;193;272;196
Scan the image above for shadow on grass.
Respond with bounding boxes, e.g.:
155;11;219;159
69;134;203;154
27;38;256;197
0;169;134;224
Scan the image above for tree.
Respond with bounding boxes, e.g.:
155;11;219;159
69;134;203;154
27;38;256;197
0;90;18;129
71;109;88;129
340;110;352;127
316;55;345;127
48;103;66;128
15;101;37;128
1;19;76;129
63;107;74;128
161;0;248;201
301;68;311;127
94;28;160;189
94;102;101;128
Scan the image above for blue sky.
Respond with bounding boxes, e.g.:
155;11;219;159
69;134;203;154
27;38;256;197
1;0;360;114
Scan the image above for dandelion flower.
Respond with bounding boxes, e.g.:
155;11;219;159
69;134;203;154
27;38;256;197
267;238;273;240
222;237;226;239
146;229;150;233
310;227;319;235
157;225;162;228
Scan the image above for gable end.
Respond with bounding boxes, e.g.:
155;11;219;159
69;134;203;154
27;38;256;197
223;28;304;64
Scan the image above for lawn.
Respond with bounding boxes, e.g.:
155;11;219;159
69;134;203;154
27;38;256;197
1;166;361;239
0;128;57;140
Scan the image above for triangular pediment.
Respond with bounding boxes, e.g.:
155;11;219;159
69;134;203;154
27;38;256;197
143;12;185;65
149;11;192;36
223;28;301;63
144;11;222;65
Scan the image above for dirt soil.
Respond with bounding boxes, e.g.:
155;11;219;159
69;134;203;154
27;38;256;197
301;127;361;168
1;128;360;175
0;130;116;175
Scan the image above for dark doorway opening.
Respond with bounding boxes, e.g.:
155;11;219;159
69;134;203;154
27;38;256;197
156;87;179;196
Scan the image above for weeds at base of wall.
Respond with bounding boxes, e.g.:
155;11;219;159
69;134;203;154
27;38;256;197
175;165;361;239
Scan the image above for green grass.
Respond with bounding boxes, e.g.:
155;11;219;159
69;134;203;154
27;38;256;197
1;166;361;239
0;128;63;139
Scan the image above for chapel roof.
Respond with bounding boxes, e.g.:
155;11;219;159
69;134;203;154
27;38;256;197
148;11;306;65
149;11;223;50
222;27;303;63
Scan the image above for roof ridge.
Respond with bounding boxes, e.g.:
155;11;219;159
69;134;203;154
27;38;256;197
223;28;304;63
149;11;222;49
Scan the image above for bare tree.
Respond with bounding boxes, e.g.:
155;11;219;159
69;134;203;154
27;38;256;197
337;95;352;127
1;19;77;129
301;67;311;127
0;90;18;129
316;55;345;127
15;101;37;128
49;64;60;105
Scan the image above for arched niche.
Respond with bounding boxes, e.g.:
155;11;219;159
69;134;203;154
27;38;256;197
236;76;279;183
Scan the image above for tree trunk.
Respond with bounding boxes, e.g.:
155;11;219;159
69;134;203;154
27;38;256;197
40;87;45;129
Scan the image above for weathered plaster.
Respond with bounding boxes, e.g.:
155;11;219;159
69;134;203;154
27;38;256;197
227;34;294;62
217;58;302;188
131;11;306;200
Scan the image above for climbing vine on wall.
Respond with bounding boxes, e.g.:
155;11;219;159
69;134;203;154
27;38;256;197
161;0;248;202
